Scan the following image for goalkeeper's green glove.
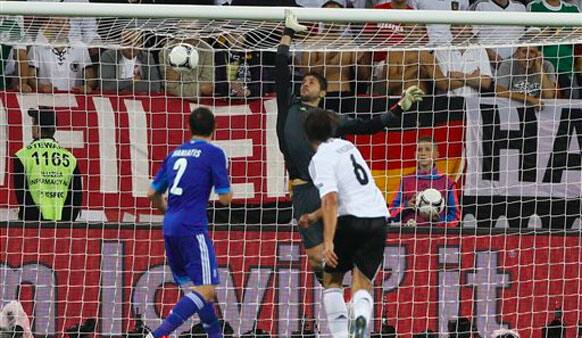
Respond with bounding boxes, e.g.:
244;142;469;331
397;85;424;111
284;9;308;34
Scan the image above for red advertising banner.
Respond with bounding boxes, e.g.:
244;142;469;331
0;92;463;222
0;92;285;222
1;224;580;338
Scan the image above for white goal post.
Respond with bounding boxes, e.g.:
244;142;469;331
0;1;581;52
0;1;581;26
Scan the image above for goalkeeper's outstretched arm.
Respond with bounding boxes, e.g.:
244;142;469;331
275;35;292;127
275;11;307;156
335;86;425;136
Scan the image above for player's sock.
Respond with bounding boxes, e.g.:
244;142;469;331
352;289;373;328
198;300;222;338
323;288;349;338
153;291;222;338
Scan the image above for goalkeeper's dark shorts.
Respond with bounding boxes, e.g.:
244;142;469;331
292;183;323;249
324;215;387;281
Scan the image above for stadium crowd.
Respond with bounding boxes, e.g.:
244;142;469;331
3;0;581;226
0;0;580;102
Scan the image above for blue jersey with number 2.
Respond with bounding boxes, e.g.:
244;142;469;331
151;140;231;236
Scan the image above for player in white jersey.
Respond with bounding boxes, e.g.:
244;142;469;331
303;109;388;338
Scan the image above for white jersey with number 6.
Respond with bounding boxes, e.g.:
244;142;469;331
308;138;388;218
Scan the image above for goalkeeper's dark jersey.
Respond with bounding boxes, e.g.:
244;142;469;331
274;44;403;182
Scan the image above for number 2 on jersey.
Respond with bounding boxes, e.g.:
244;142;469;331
169;158;188;195
350;154;369;185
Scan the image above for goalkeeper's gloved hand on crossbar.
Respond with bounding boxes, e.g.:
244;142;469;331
284;10;307;34
397;85;425;111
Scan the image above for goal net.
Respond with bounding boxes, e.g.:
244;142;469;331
1;3;582;338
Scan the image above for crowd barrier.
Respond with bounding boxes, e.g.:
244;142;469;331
2;92;582;227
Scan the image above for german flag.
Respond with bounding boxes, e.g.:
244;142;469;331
347;96;465;203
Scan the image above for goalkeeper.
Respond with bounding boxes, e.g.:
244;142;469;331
276;11;424;284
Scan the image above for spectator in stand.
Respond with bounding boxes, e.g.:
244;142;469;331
24;0;100;61
61;1;99;42
62;0;101;61
28;17;95;93
496;45;558;107
159;36;214;101
214;32;274;99
298;0;371;112
434;25;493;97
471;0;526;70
0;15;31;92
412;0;470;46
381;50;449;96
390;136;459;227
100;28;161;93
369;0;448;96
13;108;83;222
528;0;580;99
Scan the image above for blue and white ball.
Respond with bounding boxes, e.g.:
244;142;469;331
168;43;199;71
416;188;444;218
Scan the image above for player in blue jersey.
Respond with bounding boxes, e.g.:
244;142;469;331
146;107;233;338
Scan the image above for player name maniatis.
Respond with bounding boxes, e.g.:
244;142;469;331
172;149;202;158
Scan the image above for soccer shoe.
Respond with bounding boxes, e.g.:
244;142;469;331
397;85;424;111
352;315;367;338
284;9;308;33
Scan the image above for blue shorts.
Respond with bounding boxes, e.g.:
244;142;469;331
164;232;220;286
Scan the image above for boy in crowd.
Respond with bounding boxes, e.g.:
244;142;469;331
390;136;459;226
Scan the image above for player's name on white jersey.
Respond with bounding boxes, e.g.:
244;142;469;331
309;138;388;218
334;142;356;154
172;149;202;158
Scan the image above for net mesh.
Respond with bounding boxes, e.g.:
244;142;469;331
5;16;582;50
1;7;582;338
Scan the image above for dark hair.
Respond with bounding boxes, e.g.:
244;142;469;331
304;108;339;144
189;107;215;137
303;71;328;92
40;126;56;138
28;107;57;138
